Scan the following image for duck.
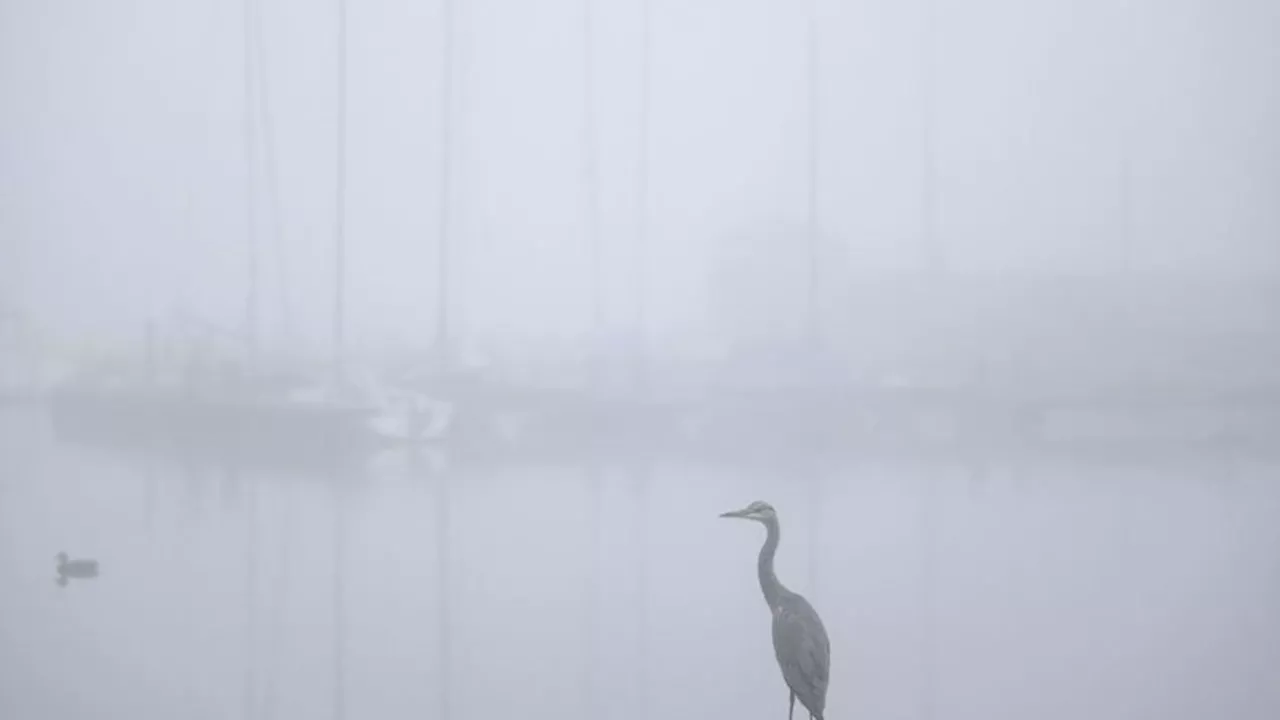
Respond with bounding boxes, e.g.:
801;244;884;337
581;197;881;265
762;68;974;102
55;552;99;586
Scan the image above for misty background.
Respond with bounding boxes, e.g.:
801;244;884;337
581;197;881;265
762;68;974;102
3;0;1278;360
2;1;1280;720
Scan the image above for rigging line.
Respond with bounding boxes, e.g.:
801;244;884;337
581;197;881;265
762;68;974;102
250;0;293;342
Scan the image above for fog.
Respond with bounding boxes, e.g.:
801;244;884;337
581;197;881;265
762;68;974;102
5;0;1278;350
2;0;1280;719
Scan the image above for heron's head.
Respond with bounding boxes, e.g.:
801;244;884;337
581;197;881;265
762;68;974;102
719;500;776;523
55;552;68;565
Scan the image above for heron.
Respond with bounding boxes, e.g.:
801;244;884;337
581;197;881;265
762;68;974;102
721;501;830;720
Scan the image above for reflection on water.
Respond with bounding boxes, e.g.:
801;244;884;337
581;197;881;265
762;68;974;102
1;408;1279;720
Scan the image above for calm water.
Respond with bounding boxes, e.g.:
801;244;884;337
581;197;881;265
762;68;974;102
2;408;1278;720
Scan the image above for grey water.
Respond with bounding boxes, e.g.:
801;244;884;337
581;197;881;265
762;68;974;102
1;408;1278;720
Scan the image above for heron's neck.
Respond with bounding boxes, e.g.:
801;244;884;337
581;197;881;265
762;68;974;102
758;517;785;610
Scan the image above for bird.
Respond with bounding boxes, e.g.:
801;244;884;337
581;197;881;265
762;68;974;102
55;552;99;587
721;501;830;720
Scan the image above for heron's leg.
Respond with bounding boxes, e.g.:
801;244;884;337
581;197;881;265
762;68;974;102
788;691;795;720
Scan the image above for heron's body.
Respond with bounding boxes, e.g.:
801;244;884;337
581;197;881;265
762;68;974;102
723;501;830;720
772;591;830;720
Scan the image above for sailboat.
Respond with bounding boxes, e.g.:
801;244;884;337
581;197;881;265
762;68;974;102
46;0;448;469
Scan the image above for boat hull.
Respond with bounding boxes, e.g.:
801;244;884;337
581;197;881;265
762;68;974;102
47;386;380;471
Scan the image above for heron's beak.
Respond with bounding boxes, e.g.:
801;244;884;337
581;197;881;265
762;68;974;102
720;508;751;519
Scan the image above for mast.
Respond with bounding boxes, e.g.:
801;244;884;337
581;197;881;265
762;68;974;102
242;0;260;362
920;14;940;713
1116;0;1134;276
919;11;940;714
804;0;820;346
250;0;291;346
435;8;456;720
1117;135;1132;273
437;0;455;370
583;0;602;352
634;0;651;392
330;5;350;719
920;0;940;275
334;0;348;379
804;0;822;596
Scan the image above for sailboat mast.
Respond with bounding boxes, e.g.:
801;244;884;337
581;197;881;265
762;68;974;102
437;0;455;369
804;0;820;345
334;0;348;378
245;0;291;346
1115;0;1134;275
242;0;260;362
634;0;651;392
583;0;601;341
920;0;940;274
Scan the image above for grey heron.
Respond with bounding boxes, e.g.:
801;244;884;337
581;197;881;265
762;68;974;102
721;501;830;720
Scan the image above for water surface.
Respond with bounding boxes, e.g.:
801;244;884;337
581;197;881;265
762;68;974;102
1;408;1277;720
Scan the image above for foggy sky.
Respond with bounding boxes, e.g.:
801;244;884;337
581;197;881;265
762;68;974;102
2;0;1278;357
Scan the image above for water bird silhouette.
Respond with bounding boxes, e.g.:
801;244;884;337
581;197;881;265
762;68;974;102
721;501;830;720
55;551;99;587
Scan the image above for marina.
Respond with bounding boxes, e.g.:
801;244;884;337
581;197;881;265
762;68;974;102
2;0;1278;718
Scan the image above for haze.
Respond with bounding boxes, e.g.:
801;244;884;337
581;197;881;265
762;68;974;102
2;1;1279;720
